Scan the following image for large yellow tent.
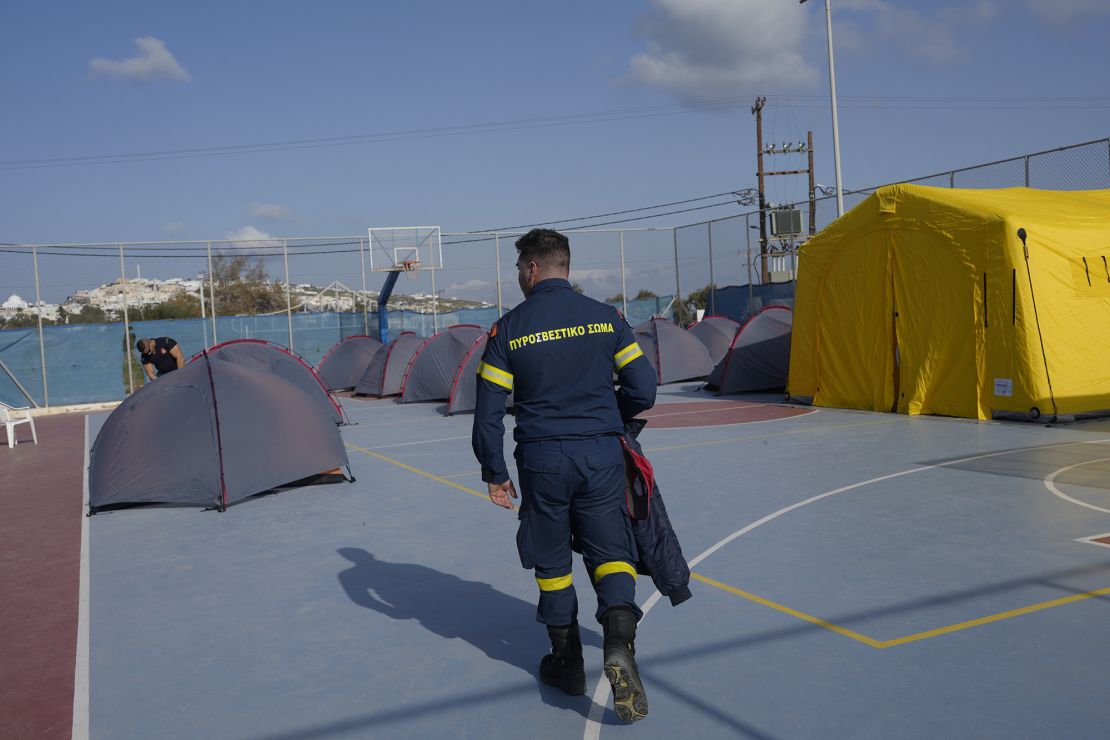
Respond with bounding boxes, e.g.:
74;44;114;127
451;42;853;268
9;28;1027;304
788;185;1110;420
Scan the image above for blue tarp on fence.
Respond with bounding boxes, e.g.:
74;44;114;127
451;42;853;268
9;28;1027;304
0;294;674;407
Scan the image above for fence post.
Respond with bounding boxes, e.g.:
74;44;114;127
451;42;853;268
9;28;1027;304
119;243;133;395
672;228;681;319
746;214;754;318
495;233;503;315
359;237;369;334
206;241;218;344
198;278;208;349
949;170;955;188
619;231;628;317
283;239;294;350
1024;155;1031;187
431;268;438;334
707;221;715;316
32;246;48;406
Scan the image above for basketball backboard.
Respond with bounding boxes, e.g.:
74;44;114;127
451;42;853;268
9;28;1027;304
367;226;443;272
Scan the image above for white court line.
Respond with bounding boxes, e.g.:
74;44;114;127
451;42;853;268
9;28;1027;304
1075;532;1110;549
1044;456;1110;515
72;416;90;740
583;436;1110;738
643;408;818;433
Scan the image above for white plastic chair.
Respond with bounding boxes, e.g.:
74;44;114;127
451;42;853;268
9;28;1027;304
1;402;37;448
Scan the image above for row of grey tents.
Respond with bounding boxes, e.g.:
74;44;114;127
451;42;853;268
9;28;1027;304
636;307;792;392
88;307;791;513
314;306;794;402
314;324;491;414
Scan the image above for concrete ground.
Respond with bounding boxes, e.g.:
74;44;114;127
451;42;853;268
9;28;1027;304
4;386;1109;739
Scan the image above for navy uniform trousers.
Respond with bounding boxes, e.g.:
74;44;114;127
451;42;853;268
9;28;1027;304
514;435;642;626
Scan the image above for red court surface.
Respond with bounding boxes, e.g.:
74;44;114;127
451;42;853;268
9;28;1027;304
638;399;813;428
0;414;84;738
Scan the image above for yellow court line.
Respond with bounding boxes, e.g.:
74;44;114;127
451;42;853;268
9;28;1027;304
690;572;884;648
347;438;1106;649
345;443;514;510
692;572;1110;649
878;586;1110;647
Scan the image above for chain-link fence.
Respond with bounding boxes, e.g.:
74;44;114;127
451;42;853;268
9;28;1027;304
2;138;1106;408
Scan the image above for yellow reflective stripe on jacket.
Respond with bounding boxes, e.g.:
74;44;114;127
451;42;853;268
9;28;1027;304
614;342;644;370
477;361;513;390
536;574;573;592
593;561;637;582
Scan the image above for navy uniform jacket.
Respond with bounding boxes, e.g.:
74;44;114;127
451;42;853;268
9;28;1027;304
472;278;656;484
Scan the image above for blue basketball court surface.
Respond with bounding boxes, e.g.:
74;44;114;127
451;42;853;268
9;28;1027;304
66;388;1110;738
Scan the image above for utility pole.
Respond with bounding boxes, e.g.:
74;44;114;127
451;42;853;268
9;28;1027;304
752;96;769;283
753;95;816;282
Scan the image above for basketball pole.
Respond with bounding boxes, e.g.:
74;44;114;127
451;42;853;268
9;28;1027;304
376;269;402;344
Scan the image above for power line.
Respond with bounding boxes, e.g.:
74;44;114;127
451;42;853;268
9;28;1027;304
466;190;741;232
4;94;1107;171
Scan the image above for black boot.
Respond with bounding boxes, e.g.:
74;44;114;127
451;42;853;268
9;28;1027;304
602;608;648;723
540;622;586;695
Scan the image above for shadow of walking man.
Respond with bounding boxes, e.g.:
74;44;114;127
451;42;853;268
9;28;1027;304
337;548;601;674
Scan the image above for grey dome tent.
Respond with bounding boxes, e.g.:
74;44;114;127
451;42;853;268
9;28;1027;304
316;335;383;391
445;333;487;415
687;315;741;365
190;339;347;425
89;352;350;513
400;325;486;403
634;318;714;385
707;306;793;393
353;332;423;397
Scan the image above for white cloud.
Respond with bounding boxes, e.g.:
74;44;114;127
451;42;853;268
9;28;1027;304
836;1;965;64
164;221;184;234
249;202;294;222
89;36;191;82
627;0;819;103
224;226;280;249
1028;0;1110;24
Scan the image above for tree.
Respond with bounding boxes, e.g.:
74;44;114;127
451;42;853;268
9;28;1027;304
633;289;658;300
672;299;695;327
606;293;624;304
140;292;202;320
685;283;717;311
68;305;109;324
571;282;585;294
204;252;285;316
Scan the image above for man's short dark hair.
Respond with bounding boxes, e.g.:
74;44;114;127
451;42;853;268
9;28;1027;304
136;338;149;353
515;228;570;271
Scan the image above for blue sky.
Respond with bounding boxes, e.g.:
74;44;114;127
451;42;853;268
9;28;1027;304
1;0;1108;303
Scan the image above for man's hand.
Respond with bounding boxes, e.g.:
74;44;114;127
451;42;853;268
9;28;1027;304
487;479;518;509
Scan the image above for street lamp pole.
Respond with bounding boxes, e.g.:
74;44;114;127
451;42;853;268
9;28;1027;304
802;0;845;217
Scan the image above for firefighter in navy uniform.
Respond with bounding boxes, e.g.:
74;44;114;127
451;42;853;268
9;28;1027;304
472;228;657;723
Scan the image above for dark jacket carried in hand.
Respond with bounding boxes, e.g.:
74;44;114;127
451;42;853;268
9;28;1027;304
621;418;692;607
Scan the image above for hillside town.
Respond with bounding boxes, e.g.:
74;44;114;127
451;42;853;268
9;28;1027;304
0;275;490;326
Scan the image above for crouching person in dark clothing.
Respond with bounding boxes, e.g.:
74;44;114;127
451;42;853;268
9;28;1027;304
136;337;185;383
472;228;657;722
